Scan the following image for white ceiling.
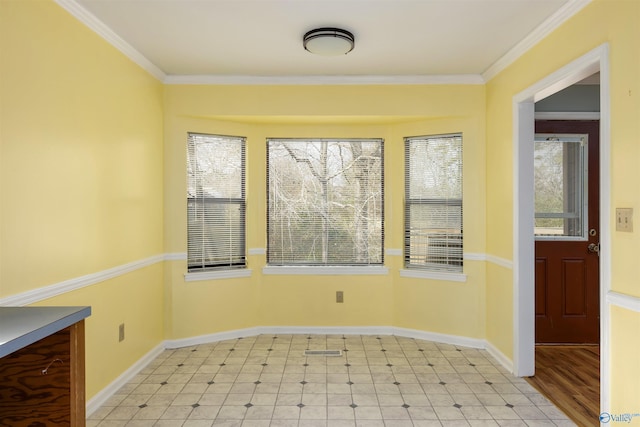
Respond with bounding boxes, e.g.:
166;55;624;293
65;0;589;83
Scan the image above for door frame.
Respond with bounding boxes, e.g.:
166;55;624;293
512;43;610;410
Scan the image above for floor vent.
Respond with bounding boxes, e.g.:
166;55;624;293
303;350;343;357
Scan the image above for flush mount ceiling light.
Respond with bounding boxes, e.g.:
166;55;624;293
303;28;355;56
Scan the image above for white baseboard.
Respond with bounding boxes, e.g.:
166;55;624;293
165;326;396;348
259;325;395;336
164;327;260;349
86;343;165;416
393;327;485;349
484;340;514;374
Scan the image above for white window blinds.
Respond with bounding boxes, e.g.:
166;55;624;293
405;134;463;272
187;133;246;271
267;139;384;266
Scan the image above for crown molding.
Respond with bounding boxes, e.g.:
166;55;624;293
482;0;592;82
163;74;485;86
48;1;486;86
54;0;166;81
56;0;590;87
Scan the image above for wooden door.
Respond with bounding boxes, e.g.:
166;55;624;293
534;120;599;344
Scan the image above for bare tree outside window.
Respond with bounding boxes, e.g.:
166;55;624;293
267;139;384;266
534;134;587;238
187;133;246;271
405;134;463;272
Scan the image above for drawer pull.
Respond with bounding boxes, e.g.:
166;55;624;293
42;358;63;375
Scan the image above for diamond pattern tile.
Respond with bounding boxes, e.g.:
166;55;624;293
86;334;575;426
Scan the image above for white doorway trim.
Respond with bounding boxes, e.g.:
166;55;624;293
512;43;610;411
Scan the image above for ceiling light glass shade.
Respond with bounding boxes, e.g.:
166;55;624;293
303;28;355;56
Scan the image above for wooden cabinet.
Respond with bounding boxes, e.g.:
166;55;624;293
0;307;91;427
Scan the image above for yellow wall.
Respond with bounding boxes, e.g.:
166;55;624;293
163;85;487;339
485;265;513;359
610;306;640;414
485;0;640;409
165;85;485;339
391;116;486;338
32;265;165;399
4;0;639;413
1;0;165;399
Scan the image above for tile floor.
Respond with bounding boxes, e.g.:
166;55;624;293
87;334;575;426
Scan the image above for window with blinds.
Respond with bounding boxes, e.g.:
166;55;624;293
187;133;246;271
405;134;463;272
267;138;384;266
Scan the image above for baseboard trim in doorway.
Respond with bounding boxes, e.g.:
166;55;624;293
485;340;514;373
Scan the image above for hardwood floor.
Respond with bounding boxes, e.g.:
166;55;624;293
526;345;600;427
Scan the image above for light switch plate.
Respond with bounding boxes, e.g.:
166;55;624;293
616;208;633;232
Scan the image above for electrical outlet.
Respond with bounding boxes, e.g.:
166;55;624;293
119;323;125;342
616;208;633;232
336;291;344;303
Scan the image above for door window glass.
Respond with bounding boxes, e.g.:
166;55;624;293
534;133;588;239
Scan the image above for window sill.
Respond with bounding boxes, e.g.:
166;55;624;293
184;269;252;282
400;269;467;282
263;266;389;276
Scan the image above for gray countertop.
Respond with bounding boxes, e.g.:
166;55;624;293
0;306;91;358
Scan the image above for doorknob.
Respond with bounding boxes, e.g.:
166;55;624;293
587;243;600;256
